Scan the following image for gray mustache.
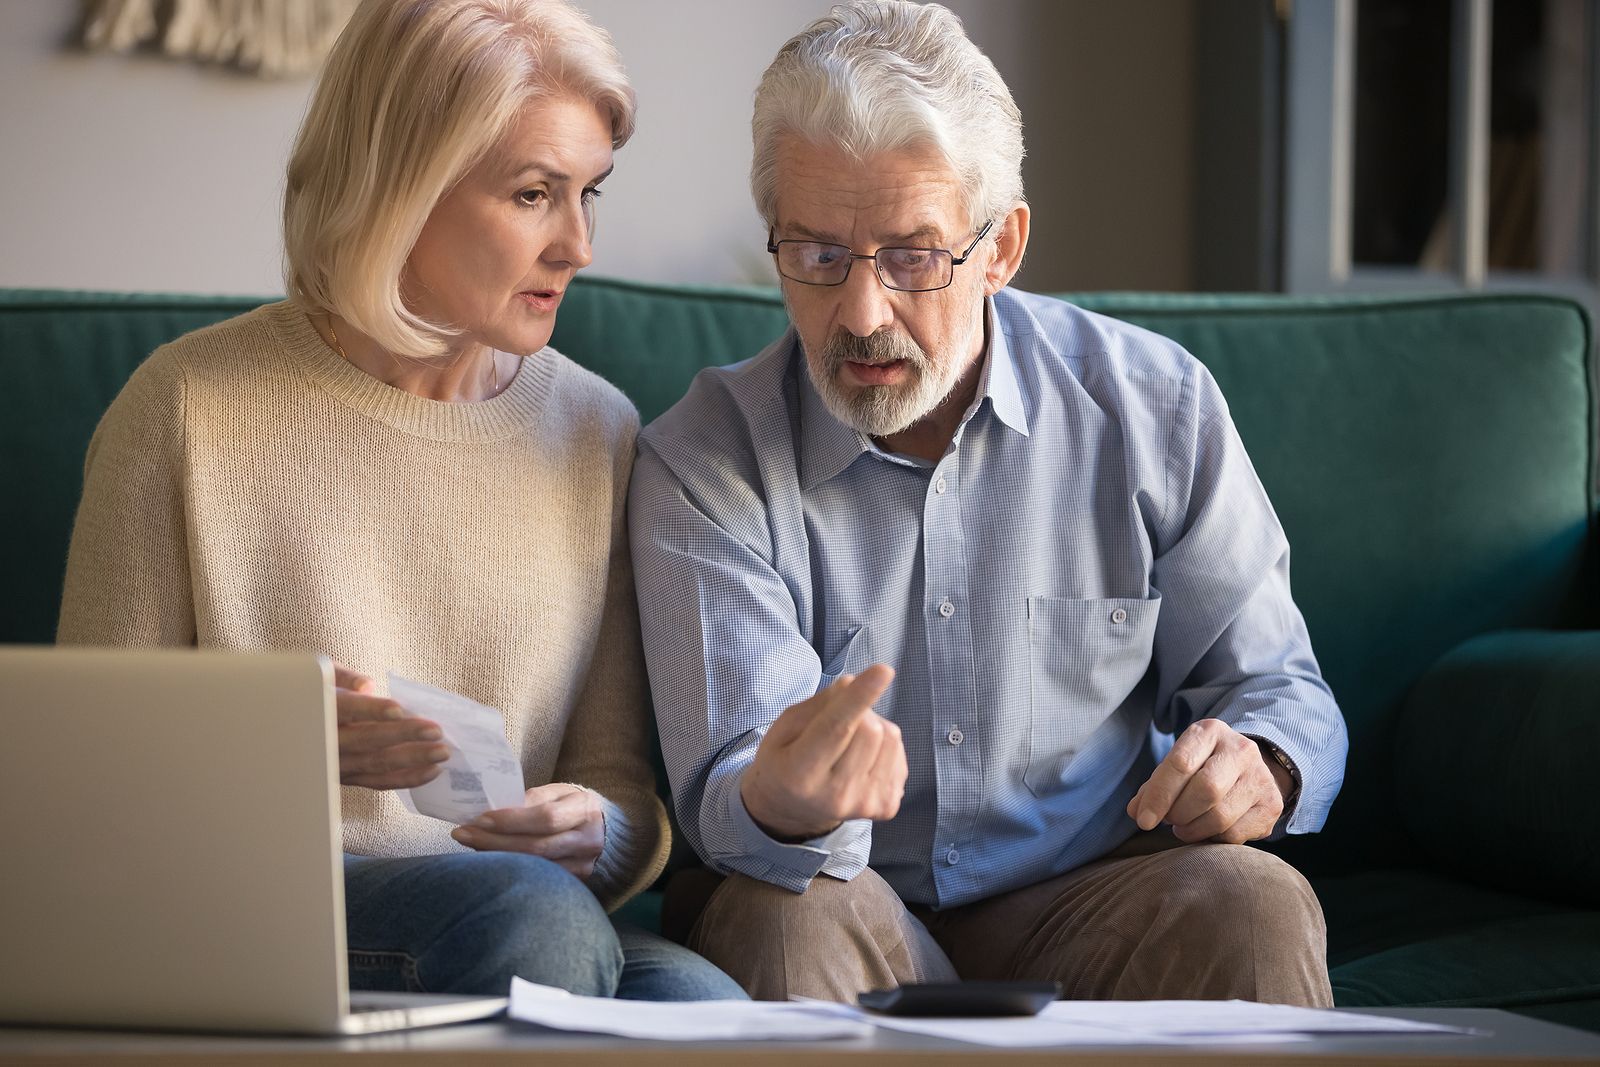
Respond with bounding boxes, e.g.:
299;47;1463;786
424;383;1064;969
823;329;925;368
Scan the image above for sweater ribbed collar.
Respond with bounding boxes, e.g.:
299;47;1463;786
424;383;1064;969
269;301;557;443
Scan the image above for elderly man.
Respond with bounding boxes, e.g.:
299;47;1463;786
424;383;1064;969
630;0;1347;1005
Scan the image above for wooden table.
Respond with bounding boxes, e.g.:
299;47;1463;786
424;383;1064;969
3;1008;1598;1065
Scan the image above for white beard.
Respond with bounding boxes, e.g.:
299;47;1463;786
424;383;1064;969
807;324;972;436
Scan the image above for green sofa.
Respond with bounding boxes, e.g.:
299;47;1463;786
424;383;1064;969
4;279;1597;1030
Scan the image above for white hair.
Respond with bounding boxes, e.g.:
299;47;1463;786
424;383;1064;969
750;0;1024;231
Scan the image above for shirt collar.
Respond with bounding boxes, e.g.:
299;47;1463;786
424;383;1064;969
982;295;1031;439
797;296;1030;491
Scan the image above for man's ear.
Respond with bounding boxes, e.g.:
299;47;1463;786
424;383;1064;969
983;202;1030;296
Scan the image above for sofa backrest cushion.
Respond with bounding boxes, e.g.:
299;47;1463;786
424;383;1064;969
4;281;1593;874
1397;628;1600;906
2;290;266;646
1080;293;1595;872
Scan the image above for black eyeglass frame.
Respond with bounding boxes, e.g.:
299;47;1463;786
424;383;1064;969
765;218;996;292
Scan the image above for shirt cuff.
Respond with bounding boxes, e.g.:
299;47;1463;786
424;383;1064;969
724;787;868;893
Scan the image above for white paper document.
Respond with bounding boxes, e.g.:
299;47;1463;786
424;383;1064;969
1044;999;1483;1039
389;673;525;825
508;981;1480;1049
508;978;872;1041
837;1009;1193;1047
840;999;1481;1049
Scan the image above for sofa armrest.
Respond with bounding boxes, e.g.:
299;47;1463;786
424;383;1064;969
1395;630;1600;907
1395;630;1593;908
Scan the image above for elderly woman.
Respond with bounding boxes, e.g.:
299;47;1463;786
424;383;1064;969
57;0;740;1001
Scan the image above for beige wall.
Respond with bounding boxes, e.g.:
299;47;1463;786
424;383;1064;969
0;1;1198;295
997;1;1198;292
0;2;311;295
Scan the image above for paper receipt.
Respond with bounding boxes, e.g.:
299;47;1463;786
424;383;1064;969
388;673;526;825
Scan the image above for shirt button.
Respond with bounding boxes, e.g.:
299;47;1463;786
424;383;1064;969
938;600;956;618
947;727;964;746
935;477;948;494
1111;607;1128;625
946;847;960;865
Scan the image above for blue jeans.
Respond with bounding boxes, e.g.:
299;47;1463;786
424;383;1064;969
342;852;744;1001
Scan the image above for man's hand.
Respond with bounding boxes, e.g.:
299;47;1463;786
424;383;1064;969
1126;719;1293;844
449;784;606;879
739;665;905;842
334;662;449;790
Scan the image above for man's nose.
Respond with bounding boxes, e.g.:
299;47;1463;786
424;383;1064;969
835;258;894;338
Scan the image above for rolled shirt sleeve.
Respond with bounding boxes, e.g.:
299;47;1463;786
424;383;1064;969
1149;360;1348;835
629;441;872;892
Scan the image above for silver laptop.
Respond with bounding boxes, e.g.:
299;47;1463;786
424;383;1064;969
0;646;507;1035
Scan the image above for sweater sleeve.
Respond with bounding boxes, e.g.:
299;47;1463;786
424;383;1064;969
551;412;671;912
57;351;197;648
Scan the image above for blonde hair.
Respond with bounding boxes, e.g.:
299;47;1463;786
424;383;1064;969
284;0;634;358
751;1;1023;232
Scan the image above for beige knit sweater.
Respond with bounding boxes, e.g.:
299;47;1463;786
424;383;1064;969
57;301;669;911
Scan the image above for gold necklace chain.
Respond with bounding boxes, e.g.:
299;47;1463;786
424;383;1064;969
323;315;348;362
324;315;511;397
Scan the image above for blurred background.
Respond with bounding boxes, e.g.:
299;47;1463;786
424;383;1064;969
0;0;1595;307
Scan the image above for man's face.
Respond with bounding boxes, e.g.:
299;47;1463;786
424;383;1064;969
771;137;992;437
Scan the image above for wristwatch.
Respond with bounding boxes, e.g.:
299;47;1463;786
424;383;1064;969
1252;737;1301;811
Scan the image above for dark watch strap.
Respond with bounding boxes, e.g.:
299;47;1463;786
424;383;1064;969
1253;737;1301;809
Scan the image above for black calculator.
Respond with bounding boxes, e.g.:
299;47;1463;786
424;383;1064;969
857;980;1061;1017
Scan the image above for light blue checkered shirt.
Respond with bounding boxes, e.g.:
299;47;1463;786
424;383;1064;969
631;288;1347;909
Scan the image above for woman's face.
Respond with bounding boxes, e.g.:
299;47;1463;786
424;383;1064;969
405;95;614;357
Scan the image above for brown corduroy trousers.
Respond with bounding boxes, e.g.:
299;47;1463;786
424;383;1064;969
680;831;1333;1006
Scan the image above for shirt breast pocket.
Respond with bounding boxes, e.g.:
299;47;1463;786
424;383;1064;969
1025;593;1161;797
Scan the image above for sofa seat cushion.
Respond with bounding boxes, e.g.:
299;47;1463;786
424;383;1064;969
611;887;664;934
1317;869;1600;1010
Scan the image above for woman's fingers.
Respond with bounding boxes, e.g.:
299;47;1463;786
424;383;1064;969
476;786;592;836
343;761;446;791
452;823;601;862
449;785;606;878
334;686;405;726
329;670;455;791
339;734;449;769
336;700;448;787
332;660;375;693
337;717;441;753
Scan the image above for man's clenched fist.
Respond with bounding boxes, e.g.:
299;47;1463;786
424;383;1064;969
1126;718;1295;844
740;665;906;842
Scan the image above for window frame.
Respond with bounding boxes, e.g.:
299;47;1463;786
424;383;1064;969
1283;0;1600;312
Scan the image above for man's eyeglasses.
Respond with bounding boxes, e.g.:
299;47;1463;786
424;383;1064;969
766;219;994;293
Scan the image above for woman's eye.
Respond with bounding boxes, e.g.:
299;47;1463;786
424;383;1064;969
517;189;548;207
581;187;603;204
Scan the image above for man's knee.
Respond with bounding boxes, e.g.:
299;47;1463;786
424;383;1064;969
689;868;949;1001
1141;843;1330;1005
691;868;906;952
1155;844;1325;940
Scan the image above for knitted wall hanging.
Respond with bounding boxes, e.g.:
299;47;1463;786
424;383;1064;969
81;0;359;78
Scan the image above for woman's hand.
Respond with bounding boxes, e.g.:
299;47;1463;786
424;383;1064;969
333;662;449;790
449;783;606;879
